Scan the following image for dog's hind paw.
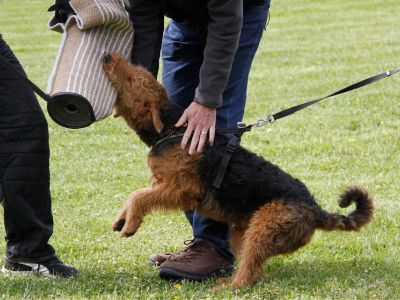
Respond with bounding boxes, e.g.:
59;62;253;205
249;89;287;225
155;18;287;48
212;277;230;291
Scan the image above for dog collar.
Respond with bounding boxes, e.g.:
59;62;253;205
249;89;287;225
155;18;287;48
150;127;185;153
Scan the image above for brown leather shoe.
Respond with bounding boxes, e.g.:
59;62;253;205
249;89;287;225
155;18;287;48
158;239;234;281
149;239;195;266
149;253;172;266
149;239;204;266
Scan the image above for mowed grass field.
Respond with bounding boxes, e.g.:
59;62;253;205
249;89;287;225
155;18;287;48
1;0;399;299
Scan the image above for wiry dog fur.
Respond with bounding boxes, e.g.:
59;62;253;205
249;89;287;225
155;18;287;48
103;52;374;288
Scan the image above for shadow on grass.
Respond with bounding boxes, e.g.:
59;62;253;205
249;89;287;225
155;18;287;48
250;256;399;297
0;269;169;298
0;257;398;298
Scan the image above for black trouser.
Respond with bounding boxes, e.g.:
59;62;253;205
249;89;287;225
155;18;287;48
0;34;56;262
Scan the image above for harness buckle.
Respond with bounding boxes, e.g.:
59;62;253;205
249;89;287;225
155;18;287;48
255;114;275;127
225;136;240;153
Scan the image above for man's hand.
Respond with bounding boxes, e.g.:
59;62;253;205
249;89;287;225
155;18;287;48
175;102;216;155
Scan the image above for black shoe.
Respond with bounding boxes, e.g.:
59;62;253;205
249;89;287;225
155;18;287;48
2;256;78;278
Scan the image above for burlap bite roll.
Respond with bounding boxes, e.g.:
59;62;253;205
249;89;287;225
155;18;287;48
47;0;133;128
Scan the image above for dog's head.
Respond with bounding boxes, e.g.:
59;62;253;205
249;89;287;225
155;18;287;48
102;52;167;134
102;52;124;86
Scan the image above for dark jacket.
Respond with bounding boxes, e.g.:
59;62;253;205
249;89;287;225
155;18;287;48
125;0;246;109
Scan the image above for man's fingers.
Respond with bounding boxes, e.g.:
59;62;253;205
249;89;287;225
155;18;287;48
175;102;216;153
197;130;209;153
189;127;202;155
176;111;191;149
175;110;188;128
208;126;215;146
181;124;194;150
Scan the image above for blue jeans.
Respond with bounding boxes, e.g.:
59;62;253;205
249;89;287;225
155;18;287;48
161;1;270;259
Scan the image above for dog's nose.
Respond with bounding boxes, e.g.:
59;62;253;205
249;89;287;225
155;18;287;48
103;52;112;64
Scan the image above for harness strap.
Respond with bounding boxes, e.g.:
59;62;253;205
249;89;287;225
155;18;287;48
212;125;252;189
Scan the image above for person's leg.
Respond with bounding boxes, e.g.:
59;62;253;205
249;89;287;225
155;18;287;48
162;20;234;260
0;35;77;277
189;0;271;258
161;21;202;108
156;3;270;279
218;0;271;129
154;21;234;278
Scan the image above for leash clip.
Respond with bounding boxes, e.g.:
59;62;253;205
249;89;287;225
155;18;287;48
255;114;275;127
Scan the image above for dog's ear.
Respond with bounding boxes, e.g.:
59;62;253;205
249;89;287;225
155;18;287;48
151;106;164;134
126;75;134;89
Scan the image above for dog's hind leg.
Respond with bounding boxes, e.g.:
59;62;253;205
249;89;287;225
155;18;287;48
230;223;248;258
231;200;315;288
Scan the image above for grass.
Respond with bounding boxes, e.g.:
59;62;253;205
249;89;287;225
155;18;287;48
0;0;399;299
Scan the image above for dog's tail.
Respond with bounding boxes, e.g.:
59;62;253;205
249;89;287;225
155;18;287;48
316;187;374;231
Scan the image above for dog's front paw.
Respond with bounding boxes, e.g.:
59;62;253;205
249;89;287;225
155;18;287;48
112;205;128;232
112;191;145;237
112;218;125;232
121;227;137;237
112;217;139;237
120;218;142;237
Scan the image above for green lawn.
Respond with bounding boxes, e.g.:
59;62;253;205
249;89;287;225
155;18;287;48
1;0;399;299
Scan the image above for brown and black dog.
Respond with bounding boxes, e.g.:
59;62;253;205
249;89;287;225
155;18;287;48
102;52;374;288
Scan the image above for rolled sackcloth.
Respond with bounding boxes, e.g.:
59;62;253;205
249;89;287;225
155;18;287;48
47;0;133;128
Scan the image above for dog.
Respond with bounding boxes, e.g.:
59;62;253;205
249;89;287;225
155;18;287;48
102;52;374;288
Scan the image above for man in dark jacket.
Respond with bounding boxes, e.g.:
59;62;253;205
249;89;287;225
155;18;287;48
124;0;271;281
0;34;78;277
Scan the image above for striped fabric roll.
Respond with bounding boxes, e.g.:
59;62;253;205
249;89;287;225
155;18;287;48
47;0;133;128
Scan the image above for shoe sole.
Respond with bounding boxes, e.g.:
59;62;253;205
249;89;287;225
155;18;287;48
1;264;56;278
1;266;35;276
159;266;234;281
1;266;57;278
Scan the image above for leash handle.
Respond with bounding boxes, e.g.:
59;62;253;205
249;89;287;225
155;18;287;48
0;53;52;102
255;67;400;126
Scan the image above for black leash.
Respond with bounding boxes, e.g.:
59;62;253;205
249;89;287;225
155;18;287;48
212;66;400;188
0;53;52;102
251;66;400;128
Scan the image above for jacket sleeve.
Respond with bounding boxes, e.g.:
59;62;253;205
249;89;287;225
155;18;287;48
194;0;243;108
125;0;164;77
